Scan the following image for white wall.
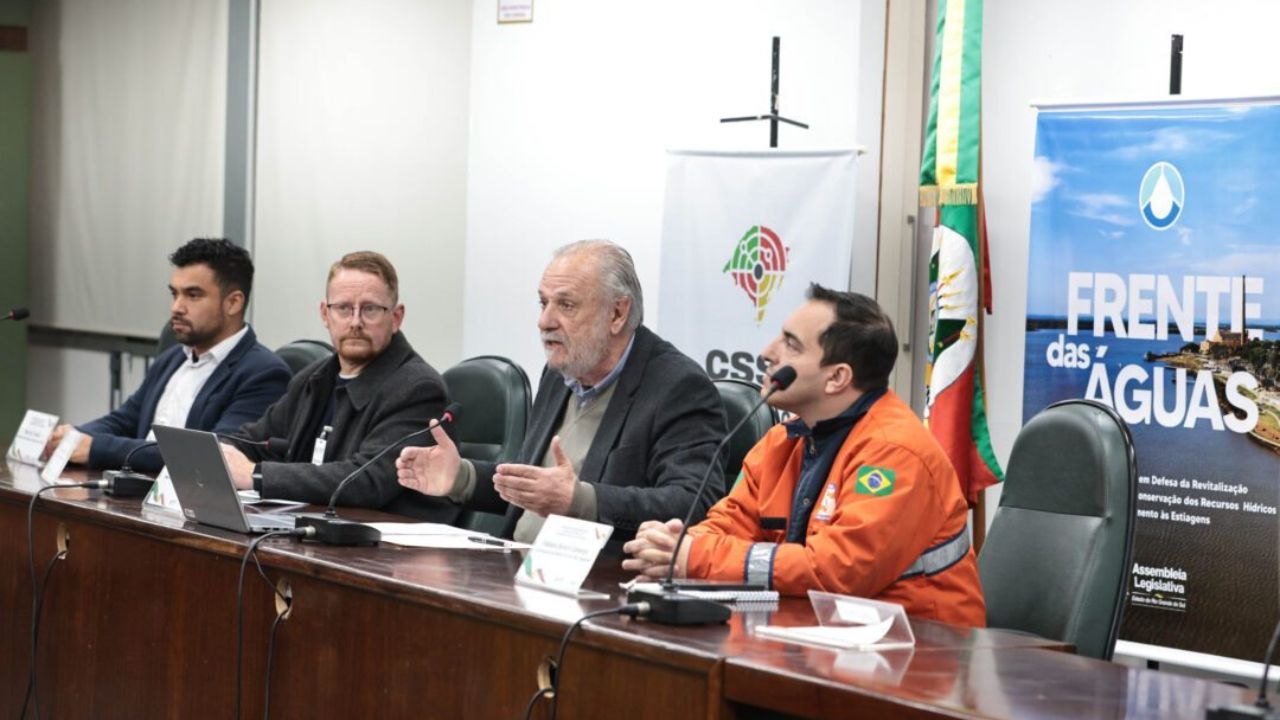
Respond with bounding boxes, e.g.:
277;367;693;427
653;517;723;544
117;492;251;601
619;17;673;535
252;0;473;367
26;346;148;427
461;0;886;383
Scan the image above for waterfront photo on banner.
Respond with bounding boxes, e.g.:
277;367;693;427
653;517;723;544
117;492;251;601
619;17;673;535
657;149;860;383
1023;99;1280;671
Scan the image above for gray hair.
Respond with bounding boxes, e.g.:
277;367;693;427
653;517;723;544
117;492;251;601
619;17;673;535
553;239;644;332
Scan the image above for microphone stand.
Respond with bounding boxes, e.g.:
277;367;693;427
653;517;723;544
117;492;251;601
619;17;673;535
1206;619;1280;719
294;403;461;546
626;367;796;625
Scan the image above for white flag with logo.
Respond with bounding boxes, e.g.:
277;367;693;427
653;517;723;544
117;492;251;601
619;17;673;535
658;149;859;384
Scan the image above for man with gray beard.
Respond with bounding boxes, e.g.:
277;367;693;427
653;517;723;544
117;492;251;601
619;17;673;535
396;240;726;548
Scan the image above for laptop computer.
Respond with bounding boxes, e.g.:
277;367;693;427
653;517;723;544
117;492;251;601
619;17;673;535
153;425;296;534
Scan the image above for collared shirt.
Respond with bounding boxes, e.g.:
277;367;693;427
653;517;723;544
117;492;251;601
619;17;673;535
151;325;249;431
562;333;635;406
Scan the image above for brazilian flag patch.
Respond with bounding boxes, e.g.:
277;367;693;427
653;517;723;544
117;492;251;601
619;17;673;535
855;466;896;496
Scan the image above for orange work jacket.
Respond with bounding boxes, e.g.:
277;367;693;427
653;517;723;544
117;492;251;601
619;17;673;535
686;389;986;627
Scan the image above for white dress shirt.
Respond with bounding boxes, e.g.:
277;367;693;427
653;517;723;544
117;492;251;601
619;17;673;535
151;325;250;432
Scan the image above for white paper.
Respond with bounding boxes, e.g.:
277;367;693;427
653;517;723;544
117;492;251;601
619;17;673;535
834;598;883;625
756;617;897;650
40;429;83;484
514;514;613;596
7;410;59;467
380;533;530;551
366;522;476;536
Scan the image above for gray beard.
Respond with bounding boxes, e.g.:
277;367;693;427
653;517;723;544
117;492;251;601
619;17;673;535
549;326;613;383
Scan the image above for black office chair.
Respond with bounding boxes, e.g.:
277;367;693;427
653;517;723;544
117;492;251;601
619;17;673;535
978;398;1137;660
713;379;777;490
275;339;334;376
157;321;179;354
442;356;531;535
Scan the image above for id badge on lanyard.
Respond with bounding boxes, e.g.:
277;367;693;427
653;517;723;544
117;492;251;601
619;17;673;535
312;425;332;466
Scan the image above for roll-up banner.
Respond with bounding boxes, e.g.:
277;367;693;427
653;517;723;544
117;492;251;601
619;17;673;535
657;149;861;382
1024;98;1280;672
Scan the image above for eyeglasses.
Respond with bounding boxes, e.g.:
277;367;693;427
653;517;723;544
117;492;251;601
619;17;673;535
326;303;391;322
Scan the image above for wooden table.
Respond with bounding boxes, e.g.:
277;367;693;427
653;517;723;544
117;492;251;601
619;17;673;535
0;461;1253;719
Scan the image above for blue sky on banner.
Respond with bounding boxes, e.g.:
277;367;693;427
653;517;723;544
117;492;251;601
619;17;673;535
1027;103;1280;325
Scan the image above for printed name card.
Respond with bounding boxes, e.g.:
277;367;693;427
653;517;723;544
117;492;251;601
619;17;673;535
7;410;59;467
143;467;183;513
515;514;613;598
40;428;83;484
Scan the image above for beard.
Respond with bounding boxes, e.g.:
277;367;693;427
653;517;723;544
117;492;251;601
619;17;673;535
171;315;220;349
543;316;613;382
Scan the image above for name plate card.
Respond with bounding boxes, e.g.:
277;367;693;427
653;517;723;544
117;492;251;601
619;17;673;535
7;410;59;467
40;428;83;484
514;514;613;599
143;467;183;513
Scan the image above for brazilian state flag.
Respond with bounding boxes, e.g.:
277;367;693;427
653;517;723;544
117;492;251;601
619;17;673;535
918;0;1003;507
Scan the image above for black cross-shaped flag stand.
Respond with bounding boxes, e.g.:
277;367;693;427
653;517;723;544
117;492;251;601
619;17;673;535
720;36;810;148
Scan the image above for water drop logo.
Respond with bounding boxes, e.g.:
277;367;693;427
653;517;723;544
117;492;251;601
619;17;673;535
1139;161;1185;230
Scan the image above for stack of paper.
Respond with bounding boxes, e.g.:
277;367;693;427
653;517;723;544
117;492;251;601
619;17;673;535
366;522;530;551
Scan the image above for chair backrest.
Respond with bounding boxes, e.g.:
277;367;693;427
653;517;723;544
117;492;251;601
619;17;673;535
442;356;532;535
978;399;1136;660
158;321;179;354
442;355;531;463
275;339;335;377
713;379;777;489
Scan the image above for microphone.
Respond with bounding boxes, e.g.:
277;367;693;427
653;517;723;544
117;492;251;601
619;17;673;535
218;433;292;458
4;307;29;322
627;366;797;625
294;402;462;546
1206;619;1280;719
102;441;158;498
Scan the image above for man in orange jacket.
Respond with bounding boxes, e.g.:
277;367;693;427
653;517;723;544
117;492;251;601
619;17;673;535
622;285;986;627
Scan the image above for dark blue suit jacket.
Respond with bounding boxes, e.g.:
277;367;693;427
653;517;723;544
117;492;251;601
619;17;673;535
78;326;291;473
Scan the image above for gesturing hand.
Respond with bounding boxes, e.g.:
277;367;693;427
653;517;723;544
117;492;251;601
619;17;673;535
492;436;577;517
395;422;461;497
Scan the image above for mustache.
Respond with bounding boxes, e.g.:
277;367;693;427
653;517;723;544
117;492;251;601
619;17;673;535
541;332;566;344
341;330;370;342
170;316;191;327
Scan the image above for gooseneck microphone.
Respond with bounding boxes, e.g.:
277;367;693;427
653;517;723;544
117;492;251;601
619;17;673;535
627;366;797;625
293;402;462;546
218;433;292;458
3;307;29;322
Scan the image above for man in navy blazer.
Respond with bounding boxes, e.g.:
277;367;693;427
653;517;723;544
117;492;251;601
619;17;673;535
44;239;290;474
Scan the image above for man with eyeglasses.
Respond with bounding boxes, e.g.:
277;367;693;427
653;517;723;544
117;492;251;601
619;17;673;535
220;251;452;519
